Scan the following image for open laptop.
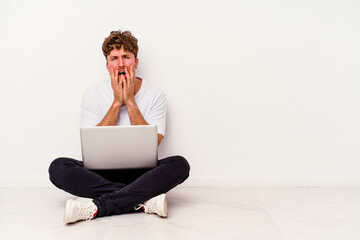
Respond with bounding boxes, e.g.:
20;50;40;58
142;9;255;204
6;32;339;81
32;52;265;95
80;125;158;170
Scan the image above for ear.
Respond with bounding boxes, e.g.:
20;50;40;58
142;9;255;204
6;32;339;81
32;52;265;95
135;58;139;69
106;62;109;71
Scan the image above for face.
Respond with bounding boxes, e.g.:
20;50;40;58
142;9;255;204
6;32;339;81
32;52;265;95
106;46;138;75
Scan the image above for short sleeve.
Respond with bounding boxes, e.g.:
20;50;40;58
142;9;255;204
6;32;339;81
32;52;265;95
81;88;103;127
147;89;167;137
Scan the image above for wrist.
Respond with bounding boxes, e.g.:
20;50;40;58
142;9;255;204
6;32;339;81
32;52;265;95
112;100;122;109
125;98;136;108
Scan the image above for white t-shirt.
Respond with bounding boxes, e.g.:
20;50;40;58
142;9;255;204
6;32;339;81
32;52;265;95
81;78;167;137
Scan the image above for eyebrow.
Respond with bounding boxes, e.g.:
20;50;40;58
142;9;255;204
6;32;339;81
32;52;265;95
110;54;130;59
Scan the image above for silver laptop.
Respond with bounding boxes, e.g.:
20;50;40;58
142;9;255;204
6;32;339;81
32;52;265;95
80;125;158;170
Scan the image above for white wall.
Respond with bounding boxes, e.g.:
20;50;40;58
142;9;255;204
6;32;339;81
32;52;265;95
1;0;359;187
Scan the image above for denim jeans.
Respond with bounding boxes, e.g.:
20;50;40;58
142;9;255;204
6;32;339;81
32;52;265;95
48;155;190;217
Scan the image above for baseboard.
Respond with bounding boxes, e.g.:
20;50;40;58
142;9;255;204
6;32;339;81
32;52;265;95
1;177;360;188
181;177;360;187
0;177;54;188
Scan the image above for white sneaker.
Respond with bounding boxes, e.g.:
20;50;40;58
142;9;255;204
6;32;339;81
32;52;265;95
135;194;168;218
63;198;98;224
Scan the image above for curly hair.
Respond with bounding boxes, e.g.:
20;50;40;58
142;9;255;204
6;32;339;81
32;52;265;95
102;30;139;59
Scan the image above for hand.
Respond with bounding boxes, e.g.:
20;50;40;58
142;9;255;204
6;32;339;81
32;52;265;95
122;66;136;105
109;67;124;106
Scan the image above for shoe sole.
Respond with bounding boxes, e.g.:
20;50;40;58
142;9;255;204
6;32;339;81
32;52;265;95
63;199;75;224
164;194;168;217
159;194;168;218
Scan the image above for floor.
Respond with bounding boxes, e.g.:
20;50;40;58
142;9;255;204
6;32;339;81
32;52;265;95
0;187;359;240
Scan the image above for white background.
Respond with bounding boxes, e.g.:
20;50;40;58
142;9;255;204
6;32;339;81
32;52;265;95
0;0;359;186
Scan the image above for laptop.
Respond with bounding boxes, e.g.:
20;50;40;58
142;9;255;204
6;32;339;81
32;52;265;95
80;125;158;170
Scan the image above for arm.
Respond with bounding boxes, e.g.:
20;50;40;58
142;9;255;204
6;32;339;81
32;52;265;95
97;102;121;126
123;67;163;145
97;67;124;126
157;134;163;145
127;100;163;145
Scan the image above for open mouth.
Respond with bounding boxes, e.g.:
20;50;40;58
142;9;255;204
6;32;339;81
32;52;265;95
118;71;127;79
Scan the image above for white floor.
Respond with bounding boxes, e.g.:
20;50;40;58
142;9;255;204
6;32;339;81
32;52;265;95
1;187;360;240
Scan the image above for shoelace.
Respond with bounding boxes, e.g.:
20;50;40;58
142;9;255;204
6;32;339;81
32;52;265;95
77;206;97;221
134;203;145;211
135;201;156;213
144;202;156;212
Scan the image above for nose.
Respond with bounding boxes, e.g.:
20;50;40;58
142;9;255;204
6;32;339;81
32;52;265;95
118;57;124;67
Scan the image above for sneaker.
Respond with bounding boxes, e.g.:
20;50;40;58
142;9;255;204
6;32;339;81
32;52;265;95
63;198;98;224
135;194;168;218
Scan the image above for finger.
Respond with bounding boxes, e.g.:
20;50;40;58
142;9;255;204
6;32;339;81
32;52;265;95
120;74;126;87
109;67;116;87
115;68;120;84
124;68;130;84
119;77;123;89
129;66;135;84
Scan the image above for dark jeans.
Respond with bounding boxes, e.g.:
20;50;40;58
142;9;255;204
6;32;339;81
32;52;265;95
48;155;190;217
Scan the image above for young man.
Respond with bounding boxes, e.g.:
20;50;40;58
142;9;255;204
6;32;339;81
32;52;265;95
48;30;190;224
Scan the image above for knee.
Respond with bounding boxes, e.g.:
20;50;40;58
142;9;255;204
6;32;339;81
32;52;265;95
48;158;63;185
168;155;190;181
48;157;75;187
49;157;63;176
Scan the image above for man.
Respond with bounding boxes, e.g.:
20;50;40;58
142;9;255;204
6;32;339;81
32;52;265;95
48;30;190;224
